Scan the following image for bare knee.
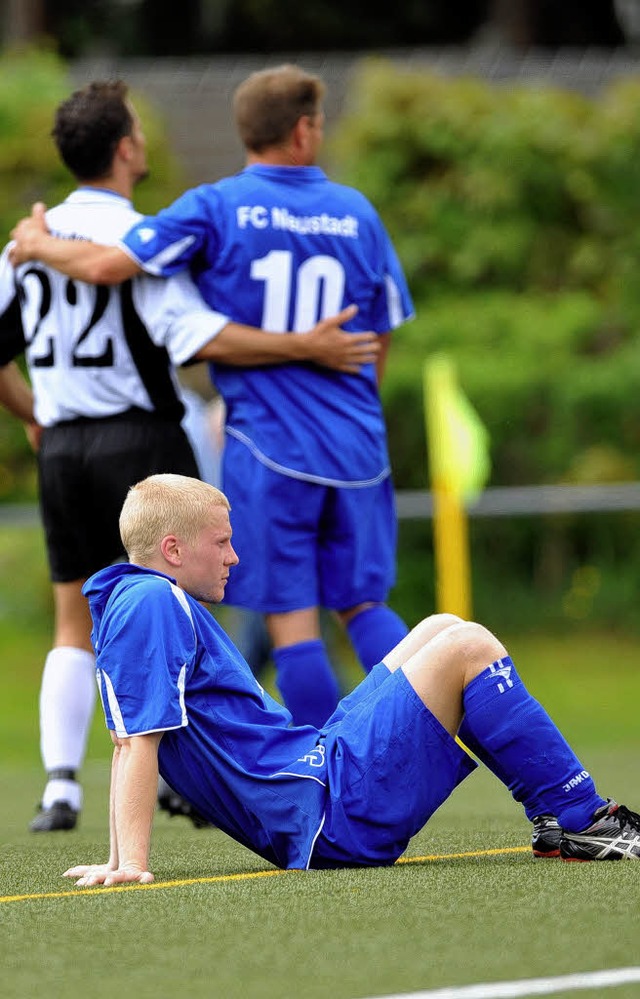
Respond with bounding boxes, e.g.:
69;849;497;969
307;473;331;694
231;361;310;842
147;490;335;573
399;619;507;733
438;621;508;682
428;612;465;631
336;601;378;627
413;613;465;643
266;607;320;648
383;613;466;672
53;580;93;651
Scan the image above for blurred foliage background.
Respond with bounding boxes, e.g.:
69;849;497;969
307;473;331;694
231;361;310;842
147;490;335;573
3;49;640;633
328;60;640;632
329;60;640;490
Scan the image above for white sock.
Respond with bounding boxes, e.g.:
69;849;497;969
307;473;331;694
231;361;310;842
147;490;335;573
42;779;82;811
39;647;96;808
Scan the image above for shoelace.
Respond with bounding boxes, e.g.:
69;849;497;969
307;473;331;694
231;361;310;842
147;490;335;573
615;804;640;833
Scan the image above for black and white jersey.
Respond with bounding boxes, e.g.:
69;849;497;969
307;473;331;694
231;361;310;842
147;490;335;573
0;188;227;426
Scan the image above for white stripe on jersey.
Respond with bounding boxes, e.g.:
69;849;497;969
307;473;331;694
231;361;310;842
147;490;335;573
385;272;415;329
226;425;392;488
123;233;198;276
100;667;128;738
168;579;196;634
177;664;188;728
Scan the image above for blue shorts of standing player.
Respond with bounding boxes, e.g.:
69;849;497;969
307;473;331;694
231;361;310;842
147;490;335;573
222;436;398;614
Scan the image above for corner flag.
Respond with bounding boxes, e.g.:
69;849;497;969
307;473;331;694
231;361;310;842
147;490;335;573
424;355;490;617
424;354;490;502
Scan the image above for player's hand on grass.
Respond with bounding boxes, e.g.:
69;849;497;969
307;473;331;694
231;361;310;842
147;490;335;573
63;863;154;886
63;863;115;885
307;304;380;373
9;202;49;266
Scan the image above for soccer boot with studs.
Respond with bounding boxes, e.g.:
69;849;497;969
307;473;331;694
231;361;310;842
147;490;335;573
560;799;640;861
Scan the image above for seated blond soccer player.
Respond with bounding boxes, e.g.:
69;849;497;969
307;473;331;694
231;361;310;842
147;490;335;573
64;474;640;885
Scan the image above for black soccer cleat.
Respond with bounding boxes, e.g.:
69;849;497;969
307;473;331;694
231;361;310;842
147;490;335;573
560;799;640;861
29;800;79;833
157;779;212;829
531;814;561;858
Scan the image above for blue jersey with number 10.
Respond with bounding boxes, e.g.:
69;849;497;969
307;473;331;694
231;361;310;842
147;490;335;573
120;165;415;485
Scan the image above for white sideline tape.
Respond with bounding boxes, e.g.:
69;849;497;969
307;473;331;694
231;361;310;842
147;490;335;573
362;966;640;999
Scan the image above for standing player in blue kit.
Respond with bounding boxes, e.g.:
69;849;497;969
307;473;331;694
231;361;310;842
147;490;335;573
10;64;415;729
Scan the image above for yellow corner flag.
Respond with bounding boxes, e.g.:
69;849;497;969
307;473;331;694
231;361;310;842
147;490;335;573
424;355;490;617
424;355;490;502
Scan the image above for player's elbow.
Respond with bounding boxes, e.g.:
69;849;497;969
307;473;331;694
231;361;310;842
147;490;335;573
191;328;232;362
193;340;224;362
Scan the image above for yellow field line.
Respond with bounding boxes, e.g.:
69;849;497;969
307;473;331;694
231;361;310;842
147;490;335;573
398;845;531;863
0;867;286;903
0;844;530;905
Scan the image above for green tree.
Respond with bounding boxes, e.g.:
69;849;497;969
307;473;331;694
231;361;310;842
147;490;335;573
327;60;640;630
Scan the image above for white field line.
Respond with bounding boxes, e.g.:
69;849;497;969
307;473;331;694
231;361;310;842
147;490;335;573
361;966;640;999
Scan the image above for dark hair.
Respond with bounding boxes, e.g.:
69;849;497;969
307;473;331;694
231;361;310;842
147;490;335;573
52;80;133;181
233;64;325;153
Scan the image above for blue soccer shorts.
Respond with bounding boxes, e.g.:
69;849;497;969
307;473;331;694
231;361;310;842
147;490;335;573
310;664;477;868
221;436;399;613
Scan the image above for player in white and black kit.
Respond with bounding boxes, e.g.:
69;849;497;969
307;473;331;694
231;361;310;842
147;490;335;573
0;81;379;832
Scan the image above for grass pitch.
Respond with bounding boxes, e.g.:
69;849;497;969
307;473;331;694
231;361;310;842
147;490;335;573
1;527;639;998
2;755;639;999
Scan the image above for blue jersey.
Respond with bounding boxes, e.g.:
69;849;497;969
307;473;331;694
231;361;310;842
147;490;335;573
120;165;414;485
85;562;329;869
85;562;476;870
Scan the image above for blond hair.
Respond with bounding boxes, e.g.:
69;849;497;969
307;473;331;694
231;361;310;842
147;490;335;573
120;473;230;565
233;64;325;153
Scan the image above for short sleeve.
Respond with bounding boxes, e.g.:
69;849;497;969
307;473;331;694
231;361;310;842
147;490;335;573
120;186;220;277
96;578;197;737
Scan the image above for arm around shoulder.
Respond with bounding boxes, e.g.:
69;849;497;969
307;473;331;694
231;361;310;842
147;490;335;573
192;305;381;373
26;236;138;285
9;202;140;284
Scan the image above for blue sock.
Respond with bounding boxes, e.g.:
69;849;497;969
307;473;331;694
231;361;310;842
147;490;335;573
273;640;340;728
461;657;606;831
346;605;409;673
458;720;549;821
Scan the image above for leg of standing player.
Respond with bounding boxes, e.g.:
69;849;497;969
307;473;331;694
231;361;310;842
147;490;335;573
30;580;96;831
327;478;409;675
223;440;343;728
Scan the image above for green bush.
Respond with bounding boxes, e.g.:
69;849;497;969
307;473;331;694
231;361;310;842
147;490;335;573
330;60;640;300
0;49;71;234
383;289;640;489
328;58;640;489
0;47;186;501
328;60;640;629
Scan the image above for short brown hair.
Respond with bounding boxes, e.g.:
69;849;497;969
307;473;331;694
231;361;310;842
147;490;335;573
233;64;325;153
52;80;133;181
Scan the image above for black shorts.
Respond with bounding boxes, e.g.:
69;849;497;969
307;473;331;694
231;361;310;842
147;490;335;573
38;410;200;583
